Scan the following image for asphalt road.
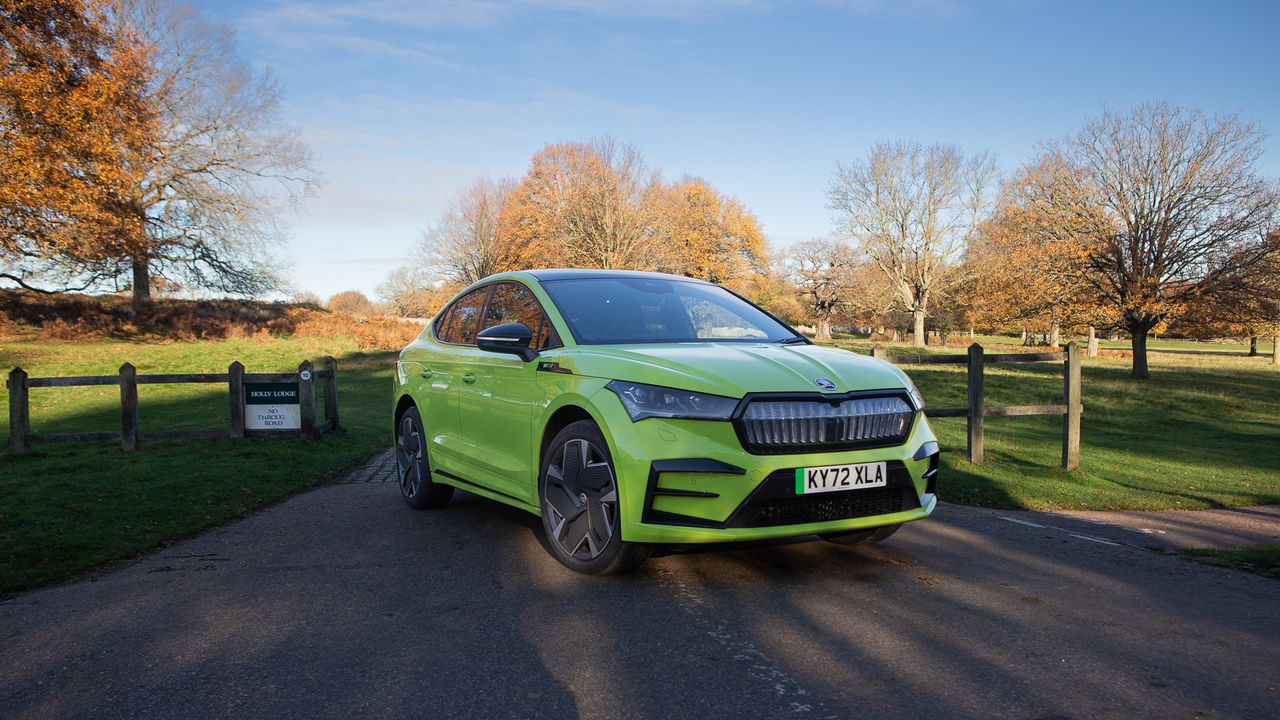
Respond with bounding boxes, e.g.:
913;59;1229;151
2;458;1277;720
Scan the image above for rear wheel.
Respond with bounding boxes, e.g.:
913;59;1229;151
539;420;649;575
821;523;902;546
396;406;453;509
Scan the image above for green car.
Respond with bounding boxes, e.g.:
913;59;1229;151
392;270;938;574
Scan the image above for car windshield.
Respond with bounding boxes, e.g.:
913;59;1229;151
540;277;801;345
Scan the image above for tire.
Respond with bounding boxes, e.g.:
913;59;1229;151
539;420;650;575
821;523;902;546
395;406;453;510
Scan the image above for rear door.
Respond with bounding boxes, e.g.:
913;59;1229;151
454;281;559;503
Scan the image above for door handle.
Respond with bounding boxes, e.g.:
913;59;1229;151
418;369;433;379
462;372;477;384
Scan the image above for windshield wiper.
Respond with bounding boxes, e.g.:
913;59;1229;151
775;336;807;345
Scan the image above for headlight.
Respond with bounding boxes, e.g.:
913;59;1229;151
902;374;925;411
605;380;738;421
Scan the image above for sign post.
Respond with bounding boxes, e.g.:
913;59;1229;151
244;382;302;432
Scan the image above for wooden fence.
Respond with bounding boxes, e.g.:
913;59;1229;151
7;358;339;455
875;342;1083;469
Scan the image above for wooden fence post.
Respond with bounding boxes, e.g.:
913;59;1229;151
119;363;138;451
871;344;887;360
8;367;29;456
299;360;317;440
228;361;245;439
323;356;339;431
1062;342;1082;470
967;343;985;464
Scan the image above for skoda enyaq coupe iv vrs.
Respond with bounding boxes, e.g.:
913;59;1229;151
392;270;939;574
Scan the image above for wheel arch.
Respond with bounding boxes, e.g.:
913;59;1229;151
393;392;417;436
539;404;598;471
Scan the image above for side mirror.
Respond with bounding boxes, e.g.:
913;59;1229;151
476;322;538;362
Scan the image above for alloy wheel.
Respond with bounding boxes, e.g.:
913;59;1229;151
543;438;619;560
396;415;425;499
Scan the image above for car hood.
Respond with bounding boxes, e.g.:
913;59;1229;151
563;343;910;398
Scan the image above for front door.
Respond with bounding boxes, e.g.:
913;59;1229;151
454;281;557;503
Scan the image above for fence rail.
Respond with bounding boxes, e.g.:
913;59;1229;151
7;358;339;455
873;342;1083;470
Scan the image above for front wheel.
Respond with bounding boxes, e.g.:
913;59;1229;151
539;420;649;575
396;406;453;510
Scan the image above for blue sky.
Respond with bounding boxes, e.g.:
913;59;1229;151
193;0;1280;300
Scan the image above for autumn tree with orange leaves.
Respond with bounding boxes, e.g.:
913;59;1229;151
966;155;1116;348
0;0;152;293
1;0;316;313
414;139;770;297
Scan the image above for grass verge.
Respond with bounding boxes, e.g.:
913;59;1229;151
1182;544;1280;579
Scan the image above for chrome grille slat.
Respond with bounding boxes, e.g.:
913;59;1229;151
738;395;914;453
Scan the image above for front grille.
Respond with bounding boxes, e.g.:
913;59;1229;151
729;485;918;528
736;394;915;454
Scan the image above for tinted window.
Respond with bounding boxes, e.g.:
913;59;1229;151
482;282;561;350
439;286;491;344
541;278;797;345
482;283;541;331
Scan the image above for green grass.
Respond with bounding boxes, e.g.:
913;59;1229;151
829;337;1280;512
1182;544;1280;579
1;336;395;594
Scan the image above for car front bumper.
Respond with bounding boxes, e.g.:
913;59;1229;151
591;388;941;545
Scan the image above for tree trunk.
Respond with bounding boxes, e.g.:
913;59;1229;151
1248;336;1258;356
1130;326;1151;380
131;256;151;316
814;317;832;342
1087;326;1099;358
912;309;926;348
1273;334;1279;366
892;328;901;342
1048;319;1061;349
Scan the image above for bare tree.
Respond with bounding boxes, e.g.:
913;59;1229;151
790;239;859;341
828;142;996;347
119;0;317;313
419;178;518;284
1054;102;1280;378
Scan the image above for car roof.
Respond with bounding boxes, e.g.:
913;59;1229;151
523;268;712;283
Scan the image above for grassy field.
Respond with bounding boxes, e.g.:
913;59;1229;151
829;335;1280;512
2;330;1278;593
1;335;397;593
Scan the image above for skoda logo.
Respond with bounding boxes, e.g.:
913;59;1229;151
814;378;837;391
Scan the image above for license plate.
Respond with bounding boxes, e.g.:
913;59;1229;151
795;462;888;495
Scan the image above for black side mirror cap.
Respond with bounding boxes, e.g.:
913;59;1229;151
476;322;538;362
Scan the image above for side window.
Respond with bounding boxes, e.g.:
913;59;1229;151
439;286;490;345
482;282;563;350
433;304;455;342
482;282;542;331
536;316;562;350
